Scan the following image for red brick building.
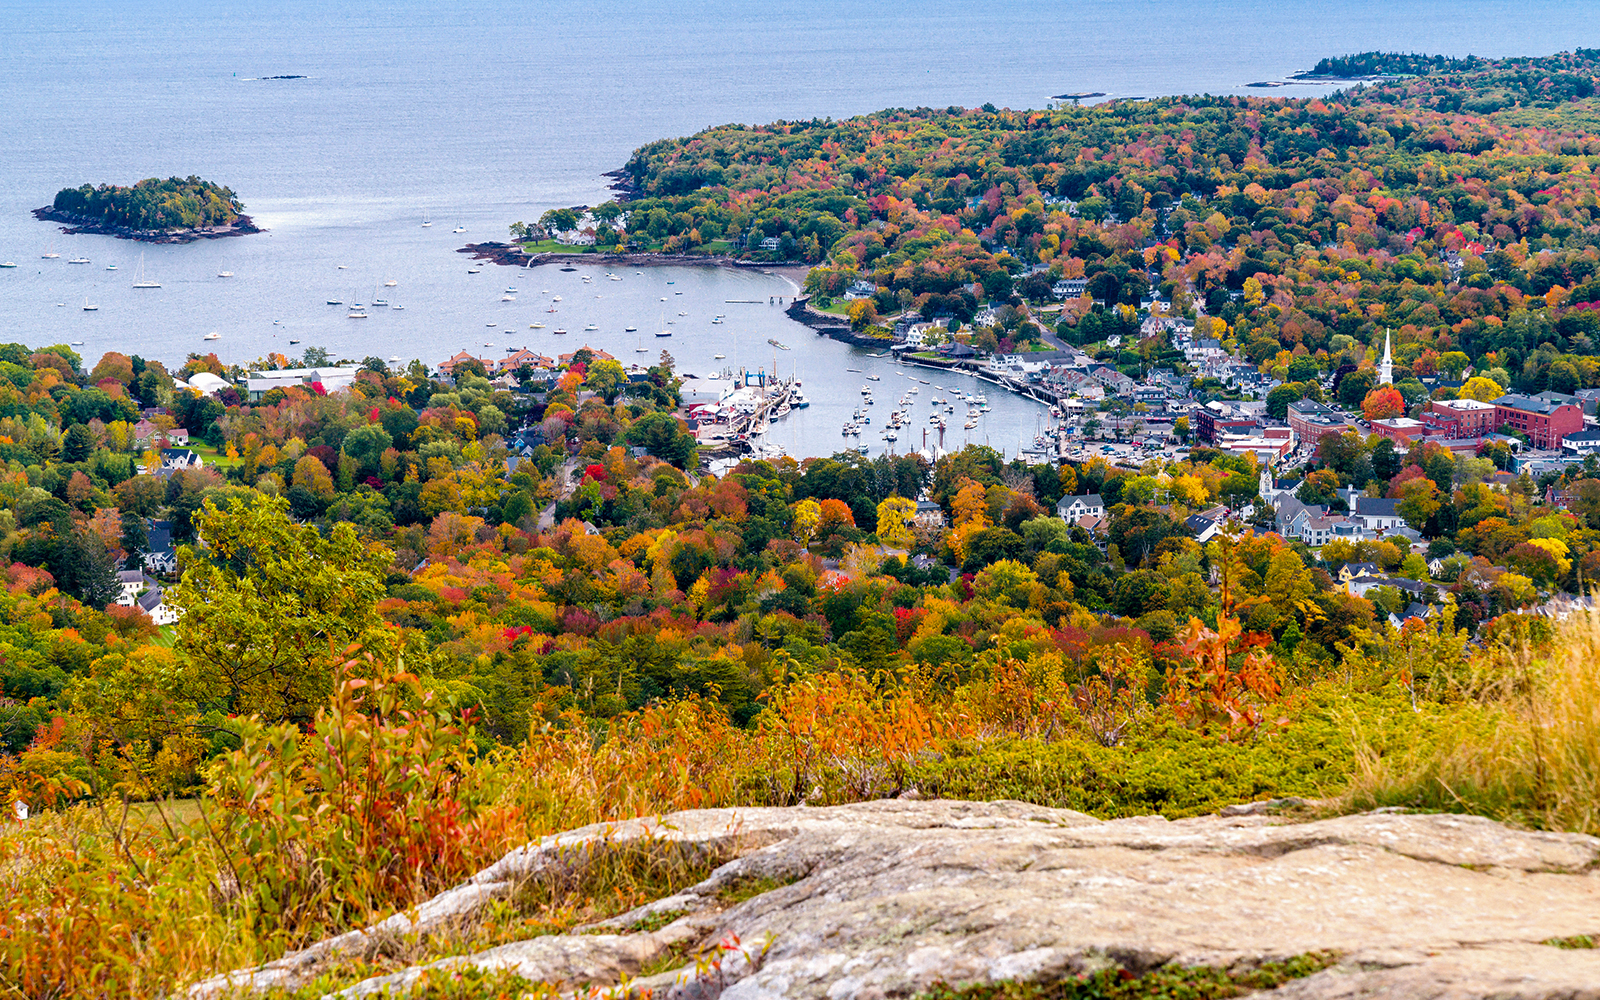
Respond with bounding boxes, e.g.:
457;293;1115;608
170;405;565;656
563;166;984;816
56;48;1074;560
1287;400;1356;448
1370;417;1426;445
1423;398;1497;438
1492;394;1584;449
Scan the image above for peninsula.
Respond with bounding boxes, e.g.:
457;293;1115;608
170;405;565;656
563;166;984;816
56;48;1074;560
34;175;261;243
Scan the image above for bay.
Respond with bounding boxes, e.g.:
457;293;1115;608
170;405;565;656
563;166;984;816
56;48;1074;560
0;0;1589;461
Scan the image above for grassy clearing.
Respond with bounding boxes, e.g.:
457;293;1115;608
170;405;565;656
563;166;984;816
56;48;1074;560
1342;609;1600;835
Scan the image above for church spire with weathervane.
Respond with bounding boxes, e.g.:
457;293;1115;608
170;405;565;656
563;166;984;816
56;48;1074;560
1380;328;1393;385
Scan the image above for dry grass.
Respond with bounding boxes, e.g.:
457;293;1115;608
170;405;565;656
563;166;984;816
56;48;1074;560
1343;609;1600;835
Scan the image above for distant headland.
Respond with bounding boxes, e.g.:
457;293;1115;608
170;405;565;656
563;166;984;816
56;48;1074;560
33;175;261;243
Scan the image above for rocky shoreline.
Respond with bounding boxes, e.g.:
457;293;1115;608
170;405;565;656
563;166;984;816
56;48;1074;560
457;241;800;272
784;295;896;349
32;207;262;243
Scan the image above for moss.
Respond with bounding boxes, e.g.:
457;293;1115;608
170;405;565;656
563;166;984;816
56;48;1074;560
917;951;1340;1000
1544;935;1597;949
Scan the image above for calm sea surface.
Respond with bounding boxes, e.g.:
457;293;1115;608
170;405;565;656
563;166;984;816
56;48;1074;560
0;0;1587;460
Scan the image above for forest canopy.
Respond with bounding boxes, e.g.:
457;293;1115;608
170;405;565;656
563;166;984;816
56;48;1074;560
50;176;244;231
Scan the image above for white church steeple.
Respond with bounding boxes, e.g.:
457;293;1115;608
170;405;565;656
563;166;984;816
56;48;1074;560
1379;329;1393;385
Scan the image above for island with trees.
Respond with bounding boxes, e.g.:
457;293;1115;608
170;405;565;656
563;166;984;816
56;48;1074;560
34;175;260;242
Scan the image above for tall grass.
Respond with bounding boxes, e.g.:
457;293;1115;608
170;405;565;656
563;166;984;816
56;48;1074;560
1344;609;1600;835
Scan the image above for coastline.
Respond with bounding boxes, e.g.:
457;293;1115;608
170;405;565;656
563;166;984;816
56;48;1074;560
784;296;896;349
32;207;262;243
457;241;807;273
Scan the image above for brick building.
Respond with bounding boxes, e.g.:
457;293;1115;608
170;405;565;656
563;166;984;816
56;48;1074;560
1422;398;1497;438
1492;393;1585;449
1287;400;1356;449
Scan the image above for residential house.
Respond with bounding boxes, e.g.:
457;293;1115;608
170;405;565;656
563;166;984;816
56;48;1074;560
114;569;147;607
1353;497;1405;533
137;587;180;627
1056;494;1106;520
144;520;177;575
913;500;946;529
1185;513;1223;543
1561;426;1600;457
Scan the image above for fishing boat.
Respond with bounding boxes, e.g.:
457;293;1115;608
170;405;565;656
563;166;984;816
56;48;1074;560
82;296;97;311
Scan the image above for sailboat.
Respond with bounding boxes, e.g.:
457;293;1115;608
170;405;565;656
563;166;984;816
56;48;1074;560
422;214;433;228
132;252;160;288
371;283;389;308
82;295;98;312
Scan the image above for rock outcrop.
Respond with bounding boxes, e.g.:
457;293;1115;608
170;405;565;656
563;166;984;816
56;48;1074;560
189;799;1600;999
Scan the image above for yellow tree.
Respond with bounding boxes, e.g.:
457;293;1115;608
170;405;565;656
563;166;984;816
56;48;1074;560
792;498;822;545
1459;376;1505;402
875;497;917;548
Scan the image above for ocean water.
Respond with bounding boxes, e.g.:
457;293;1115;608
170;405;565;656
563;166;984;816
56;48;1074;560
0;0;1590;460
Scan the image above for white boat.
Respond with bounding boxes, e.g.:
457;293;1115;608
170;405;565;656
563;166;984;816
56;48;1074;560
217;270;233;277
585;323;598;331
624;326;637;332
0;262;16;268
501;295;515;302
453;224;466;233
552;295;561;302
131;253;160;288
348;307;367;319
505;287;517;294
530;322;546;329
41;250;59;259
82;296;97;311
70;339;84;346
486;323;496;328
391;304;404;310
866;373;880;381
385;279;398;287
327;298;343;305
711;316;723;324
792;390;810;408
467;267;481;274
714;353;725;359
389;355;402;362
552;328;567;335
68;257;90;265
204;332;220;340
337;264;348;269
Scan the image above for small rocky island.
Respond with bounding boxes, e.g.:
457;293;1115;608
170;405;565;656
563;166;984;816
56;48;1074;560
34;176;261;243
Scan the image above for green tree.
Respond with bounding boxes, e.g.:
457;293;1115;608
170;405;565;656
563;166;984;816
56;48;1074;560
625;411;697;469
170;496;392;725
